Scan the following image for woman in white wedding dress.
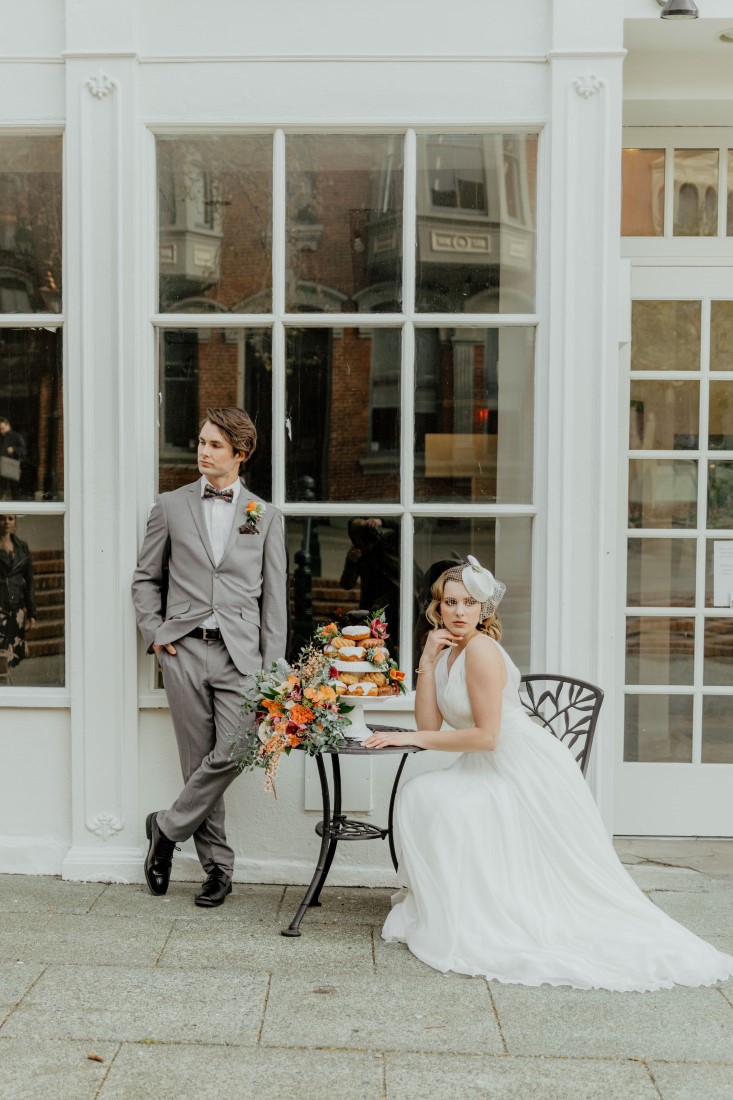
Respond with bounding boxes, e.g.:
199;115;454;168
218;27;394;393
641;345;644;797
364;557;733;992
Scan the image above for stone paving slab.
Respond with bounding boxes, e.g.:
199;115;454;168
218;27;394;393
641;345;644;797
0;1037;118;1100
0;912;172;968
158;918;375;974
0;875;106;915
261;971;503;1054
648;1060;733;1100
98;1043;384;1100
280;885;393;928
625;864;729;895
0;961;45;1021
2;965;268;1045
490;982;733;1062
89;882;285;924
649;891;733;937
384;1052;660;1099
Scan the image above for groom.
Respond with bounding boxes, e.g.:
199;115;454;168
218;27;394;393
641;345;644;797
131;407;287;907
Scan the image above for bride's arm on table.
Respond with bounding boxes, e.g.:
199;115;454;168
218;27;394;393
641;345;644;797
365;634;506;752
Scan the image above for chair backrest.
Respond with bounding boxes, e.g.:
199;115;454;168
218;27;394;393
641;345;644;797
519;674;604;776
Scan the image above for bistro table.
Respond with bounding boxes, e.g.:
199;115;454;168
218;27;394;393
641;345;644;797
281;727;422;937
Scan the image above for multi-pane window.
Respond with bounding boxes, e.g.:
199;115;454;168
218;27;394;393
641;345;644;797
625;298;733;764
622;143;733;239
154;131;539;683
0;136;64;688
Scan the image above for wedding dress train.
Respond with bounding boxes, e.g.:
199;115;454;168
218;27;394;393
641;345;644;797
382;641;733;991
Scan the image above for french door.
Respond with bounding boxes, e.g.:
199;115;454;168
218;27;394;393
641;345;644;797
616;266;733;835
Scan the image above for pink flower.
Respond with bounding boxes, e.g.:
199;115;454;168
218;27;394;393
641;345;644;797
370;617;389;640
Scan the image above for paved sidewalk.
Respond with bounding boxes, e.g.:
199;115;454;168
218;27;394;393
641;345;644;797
1;839;732;1099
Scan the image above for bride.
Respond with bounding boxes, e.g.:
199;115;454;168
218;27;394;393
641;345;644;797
364;556;733;992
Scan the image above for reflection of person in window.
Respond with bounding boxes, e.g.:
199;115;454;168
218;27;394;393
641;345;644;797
340;518;401;645
0;514;36;668
0;416;27;501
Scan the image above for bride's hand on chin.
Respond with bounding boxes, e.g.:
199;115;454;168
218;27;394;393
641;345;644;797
420;628;457;668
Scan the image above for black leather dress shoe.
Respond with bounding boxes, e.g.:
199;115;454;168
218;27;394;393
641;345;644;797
144;811;179;896
195;869;233;908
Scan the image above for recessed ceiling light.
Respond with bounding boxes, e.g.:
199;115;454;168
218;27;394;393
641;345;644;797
719;29;733;43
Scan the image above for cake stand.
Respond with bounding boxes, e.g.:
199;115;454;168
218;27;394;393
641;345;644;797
331;658;399;743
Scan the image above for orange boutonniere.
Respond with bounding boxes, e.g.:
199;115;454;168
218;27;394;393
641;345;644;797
239;500;266;535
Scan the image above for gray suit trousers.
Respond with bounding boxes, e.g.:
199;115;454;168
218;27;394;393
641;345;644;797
156;635;247;877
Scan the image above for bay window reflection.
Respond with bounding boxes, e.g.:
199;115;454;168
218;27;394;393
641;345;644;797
0;329;63;502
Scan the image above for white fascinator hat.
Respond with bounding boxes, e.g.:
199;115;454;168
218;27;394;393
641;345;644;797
456;554;506;619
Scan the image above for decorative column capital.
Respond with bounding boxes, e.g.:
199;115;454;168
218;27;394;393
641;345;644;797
86;70;115;99
573;72;602;99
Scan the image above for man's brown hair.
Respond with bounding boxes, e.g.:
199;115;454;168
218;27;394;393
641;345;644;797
200;407;257;467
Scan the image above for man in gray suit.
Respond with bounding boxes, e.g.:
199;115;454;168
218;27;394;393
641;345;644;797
132;407;287;907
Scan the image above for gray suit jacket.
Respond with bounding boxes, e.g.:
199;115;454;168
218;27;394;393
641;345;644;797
131;479;288;674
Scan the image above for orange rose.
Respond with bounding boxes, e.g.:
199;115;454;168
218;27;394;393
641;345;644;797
290;704;315;725
373;649;386;663
262;699;284;716
389;669;406;682
246;500;258;513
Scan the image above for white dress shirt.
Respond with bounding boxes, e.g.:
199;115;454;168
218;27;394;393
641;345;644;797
199;475;241;629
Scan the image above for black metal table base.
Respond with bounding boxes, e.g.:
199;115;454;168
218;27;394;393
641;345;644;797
281;733;416;937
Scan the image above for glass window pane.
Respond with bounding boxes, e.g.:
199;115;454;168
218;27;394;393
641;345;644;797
630;301;700;373
673;150;719;237
0;512;64;687
702;696;733;762
628;460;697;529
629;381;699;450
624;694;693;762
415;133;537;313
703;618;733;685
413;516;532;670
0;136;62;313
709;382;733;449
705;538;733;606
710;301;733;371
626;616;695;685
414;327;533;503
285;326;400;503
0;329;63;502
621;149;665;236
707;461;733;529
157;136;273;313
285;135;403;313
285;515;402;660
626;538;696;607
157;328;272;499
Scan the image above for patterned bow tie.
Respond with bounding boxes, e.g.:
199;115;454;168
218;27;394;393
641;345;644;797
204;484;234;503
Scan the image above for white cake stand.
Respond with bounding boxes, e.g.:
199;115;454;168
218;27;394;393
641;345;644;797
342;693;400;743
331;658;400;742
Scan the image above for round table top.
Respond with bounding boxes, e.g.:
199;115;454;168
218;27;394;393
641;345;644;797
323;742;423;755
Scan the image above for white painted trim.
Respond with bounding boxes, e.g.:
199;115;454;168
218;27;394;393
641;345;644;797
0;836;69;877
140;55;549;66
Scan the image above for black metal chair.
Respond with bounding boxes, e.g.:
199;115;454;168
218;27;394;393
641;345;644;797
519;674;604;777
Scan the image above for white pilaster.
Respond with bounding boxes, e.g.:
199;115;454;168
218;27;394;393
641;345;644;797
62;2;143;880
544;2;625;826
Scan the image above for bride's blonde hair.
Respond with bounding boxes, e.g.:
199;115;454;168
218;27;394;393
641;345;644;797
425;567;502;641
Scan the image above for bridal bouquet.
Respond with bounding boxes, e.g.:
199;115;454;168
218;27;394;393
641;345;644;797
230;643;353;793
